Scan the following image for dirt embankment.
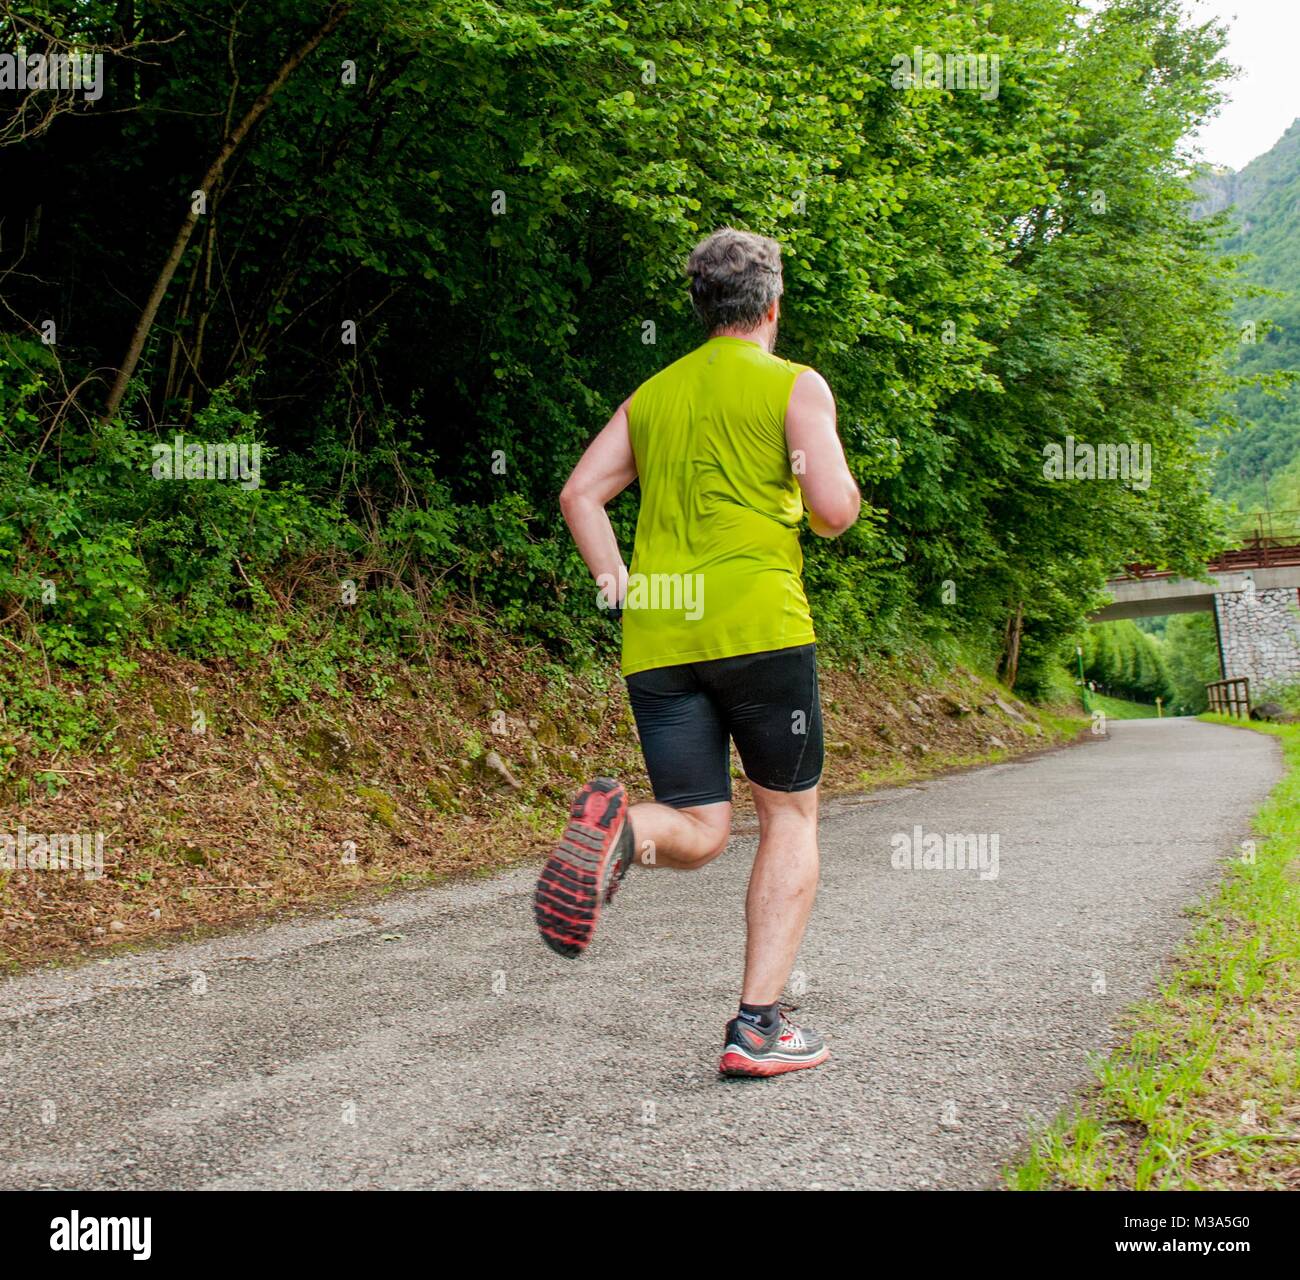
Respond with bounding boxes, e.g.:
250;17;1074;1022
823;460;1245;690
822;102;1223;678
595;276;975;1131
1;646;1076;970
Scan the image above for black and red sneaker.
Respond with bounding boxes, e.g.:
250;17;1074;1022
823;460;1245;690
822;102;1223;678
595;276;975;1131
533;777;635;957
718;1008;831;1078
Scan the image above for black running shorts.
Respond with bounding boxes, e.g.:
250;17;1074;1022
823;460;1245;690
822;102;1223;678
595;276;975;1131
625;643;824;809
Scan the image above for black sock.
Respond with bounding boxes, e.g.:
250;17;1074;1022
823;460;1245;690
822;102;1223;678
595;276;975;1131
737;1001;780;1033
616;813;635;872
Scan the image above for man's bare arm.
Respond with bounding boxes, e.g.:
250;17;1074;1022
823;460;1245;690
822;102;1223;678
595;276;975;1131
785;370;860;537
559;397;637;607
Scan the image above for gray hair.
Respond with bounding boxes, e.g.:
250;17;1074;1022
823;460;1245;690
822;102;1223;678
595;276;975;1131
686;227;783;332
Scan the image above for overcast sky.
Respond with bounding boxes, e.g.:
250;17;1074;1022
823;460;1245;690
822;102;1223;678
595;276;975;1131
1182;0;1300;170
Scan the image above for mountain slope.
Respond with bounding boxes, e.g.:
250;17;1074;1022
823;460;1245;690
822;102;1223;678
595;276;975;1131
1195;120;1300;514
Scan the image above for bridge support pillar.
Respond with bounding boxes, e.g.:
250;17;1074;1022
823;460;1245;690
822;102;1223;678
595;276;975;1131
1213;577;1300;690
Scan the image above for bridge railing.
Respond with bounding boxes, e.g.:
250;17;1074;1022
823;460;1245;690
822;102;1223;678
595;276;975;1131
1241;509;1300;550
1115;511;1300;579
1220;510;1300;569
1206;677;1251;719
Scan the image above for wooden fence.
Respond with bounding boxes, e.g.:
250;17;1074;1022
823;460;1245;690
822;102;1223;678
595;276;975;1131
1206;677;1251;719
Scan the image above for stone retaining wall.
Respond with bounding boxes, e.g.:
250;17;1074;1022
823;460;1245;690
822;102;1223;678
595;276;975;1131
1214;582;1300;690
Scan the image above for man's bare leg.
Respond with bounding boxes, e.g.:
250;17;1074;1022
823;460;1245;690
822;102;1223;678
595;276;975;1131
716;781;828;1076
741;782;820;1004
626;800;730;870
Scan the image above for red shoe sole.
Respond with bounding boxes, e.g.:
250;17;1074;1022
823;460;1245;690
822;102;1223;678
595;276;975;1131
718;1048;831;1078
533;778;627;957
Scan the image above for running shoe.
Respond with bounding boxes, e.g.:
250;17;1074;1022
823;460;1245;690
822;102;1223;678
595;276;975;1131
533;777;634;957
718;1007;830;1077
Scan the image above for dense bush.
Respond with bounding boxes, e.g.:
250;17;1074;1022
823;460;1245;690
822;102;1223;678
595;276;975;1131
0;0;1239;703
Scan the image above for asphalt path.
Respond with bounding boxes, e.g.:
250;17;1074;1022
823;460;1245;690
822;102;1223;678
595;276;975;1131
0;717;1280;1189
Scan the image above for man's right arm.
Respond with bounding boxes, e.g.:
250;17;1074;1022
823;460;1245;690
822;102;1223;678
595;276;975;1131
559;397;637;610
785;369;860;537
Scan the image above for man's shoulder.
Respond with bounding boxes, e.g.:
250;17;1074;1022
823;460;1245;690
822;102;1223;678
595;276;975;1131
642;345;704;386
652;340;812;378
627;345;708;418
630;342;818;414
734;343;815;382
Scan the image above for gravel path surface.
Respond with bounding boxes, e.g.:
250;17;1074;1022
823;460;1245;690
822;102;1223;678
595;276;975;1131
0;717;1280;1189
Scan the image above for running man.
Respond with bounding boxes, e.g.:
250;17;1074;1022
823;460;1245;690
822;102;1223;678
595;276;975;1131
533;227;861;1077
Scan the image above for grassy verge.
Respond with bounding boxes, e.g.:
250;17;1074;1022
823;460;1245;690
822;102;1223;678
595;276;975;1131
1087;692;1164;720
1009;715;1300;1190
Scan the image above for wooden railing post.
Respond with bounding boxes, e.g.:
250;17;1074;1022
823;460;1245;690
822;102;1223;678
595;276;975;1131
1206;677;1251;718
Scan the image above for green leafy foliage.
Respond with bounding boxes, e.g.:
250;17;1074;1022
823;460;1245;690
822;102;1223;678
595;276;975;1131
1195;120;1300;514
1161;612;1222;713
0;0;1240;718
1078;615;1222;713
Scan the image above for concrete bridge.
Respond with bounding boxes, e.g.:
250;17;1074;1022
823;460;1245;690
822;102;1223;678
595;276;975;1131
1092;514;1300;689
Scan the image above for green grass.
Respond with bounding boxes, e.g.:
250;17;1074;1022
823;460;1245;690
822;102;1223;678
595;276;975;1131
1087;692;1164;720
1008;715;1300;1190
1039;708;1092;739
